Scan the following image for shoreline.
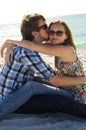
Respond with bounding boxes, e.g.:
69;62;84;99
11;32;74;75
76;44;86;49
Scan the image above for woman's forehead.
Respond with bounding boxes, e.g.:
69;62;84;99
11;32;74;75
50;23;65;30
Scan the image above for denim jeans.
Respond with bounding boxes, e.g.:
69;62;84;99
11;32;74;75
0;81;74;120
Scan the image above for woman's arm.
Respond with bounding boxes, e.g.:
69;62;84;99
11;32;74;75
1;39;76;61
4;44;15;65
0;40;16;57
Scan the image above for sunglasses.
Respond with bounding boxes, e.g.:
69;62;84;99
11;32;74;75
48;30;65;36
39;24;48;30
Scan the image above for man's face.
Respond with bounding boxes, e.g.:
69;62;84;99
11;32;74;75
37;19;49;42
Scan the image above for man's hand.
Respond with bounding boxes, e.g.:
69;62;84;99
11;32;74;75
49;75;86;87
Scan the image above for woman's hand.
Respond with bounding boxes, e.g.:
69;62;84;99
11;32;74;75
0;39;15;65
4;44;14;65
0;39;12;57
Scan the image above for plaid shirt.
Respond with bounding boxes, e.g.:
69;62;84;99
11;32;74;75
0;47;55;98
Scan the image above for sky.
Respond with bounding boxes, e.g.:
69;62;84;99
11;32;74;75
0;0;86;24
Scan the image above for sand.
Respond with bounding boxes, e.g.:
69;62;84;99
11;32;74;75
0;49;86;130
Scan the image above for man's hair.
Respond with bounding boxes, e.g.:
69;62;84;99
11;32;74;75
20;13;45;41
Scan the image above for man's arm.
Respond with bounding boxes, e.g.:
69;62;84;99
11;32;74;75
49;75;86;87
19;49;79;89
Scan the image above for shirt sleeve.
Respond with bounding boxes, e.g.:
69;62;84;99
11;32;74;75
18;48;55;81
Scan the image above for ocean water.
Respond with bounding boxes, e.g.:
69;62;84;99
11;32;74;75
0;14;86;48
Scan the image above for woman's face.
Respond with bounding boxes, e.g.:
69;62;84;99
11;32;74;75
48;23;67;45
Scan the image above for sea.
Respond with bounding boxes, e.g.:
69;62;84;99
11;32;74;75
0;13;86;49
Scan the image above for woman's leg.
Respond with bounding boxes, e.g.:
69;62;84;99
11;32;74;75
15;94;68;114
15;94;86;118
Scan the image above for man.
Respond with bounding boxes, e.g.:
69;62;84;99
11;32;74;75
0;13;86;120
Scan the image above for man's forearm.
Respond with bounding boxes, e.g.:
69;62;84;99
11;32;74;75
49;75;86;87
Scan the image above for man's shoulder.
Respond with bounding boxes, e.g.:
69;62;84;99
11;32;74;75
14;46;38;56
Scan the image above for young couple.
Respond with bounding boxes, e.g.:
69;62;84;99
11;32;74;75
0;13;86;120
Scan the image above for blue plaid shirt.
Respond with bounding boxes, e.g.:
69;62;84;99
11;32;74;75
0;47;55;98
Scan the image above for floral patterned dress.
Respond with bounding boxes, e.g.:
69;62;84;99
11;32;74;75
56;57;86;103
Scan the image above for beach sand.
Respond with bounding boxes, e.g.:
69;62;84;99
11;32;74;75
0;49;86;130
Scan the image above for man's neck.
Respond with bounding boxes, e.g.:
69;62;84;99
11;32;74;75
33;39;43;44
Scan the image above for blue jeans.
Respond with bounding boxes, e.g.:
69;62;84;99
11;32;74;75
0;81;74;120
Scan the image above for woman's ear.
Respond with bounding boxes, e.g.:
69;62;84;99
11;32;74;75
65;34;68;40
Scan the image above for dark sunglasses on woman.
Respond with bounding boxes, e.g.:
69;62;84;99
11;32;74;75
48;30;65;36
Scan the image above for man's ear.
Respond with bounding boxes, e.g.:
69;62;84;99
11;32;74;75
32;31;38;37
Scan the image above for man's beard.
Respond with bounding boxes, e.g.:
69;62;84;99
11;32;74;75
39;34;48;42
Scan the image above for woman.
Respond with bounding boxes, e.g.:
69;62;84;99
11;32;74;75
1;20;86;103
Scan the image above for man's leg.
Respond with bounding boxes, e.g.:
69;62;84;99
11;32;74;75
0;81;73;120
0;82;33;120
26;81;74;99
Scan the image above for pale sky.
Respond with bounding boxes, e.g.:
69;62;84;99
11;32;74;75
0;0;86;23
